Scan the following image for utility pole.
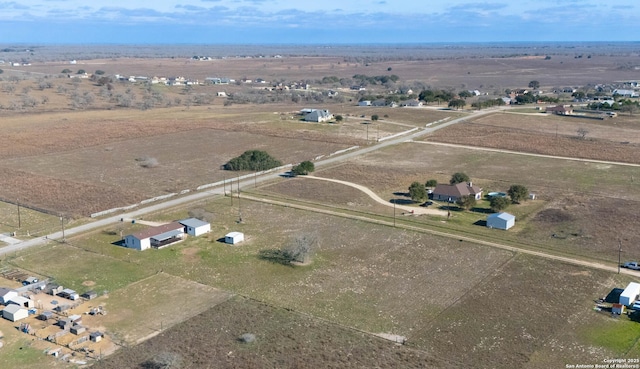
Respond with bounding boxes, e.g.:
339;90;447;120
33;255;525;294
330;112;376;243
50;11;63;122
393;201;396;227
60;215;65;242
618;240;622;274
17;199;21;229
237;176;242;223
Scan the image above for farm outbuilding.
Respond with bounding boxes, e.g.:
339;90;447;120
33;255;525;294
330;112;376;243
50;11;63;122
0;288;18;304
2;304;28;321
70;325;86;335
8;295;34;308
179;218;211;237
90;331;104;342
486;212;516;230
81;290;98;300
619;282;640;306
225;232;245;245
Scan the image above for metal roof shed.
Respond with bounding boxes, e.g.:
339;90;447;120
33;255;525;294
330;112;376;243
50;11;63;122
179;218;211;237
225;232;245;245
486;212;516;230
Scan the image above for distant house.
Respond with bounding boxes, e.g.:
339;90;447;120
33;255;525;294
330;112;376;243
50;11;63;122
613;89;638;98
179;218;211;237
2;304;28;322
58;288;79;301
81;291;98;300
371;99;388;107
400;100;423;107
432;182;483;202
545;105;573;115
486;212;516;230
0;288;18;305
124;222;185;251
358;100;372;106
304;109;333;123
225;232;245;245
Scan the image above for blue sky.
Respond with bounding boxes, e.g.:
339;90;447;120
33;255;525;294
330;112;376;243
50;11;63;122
0;0;638;44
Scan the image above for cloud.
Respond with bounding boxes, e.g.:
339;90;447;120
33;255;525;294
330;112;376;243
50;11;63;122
0;1;29;9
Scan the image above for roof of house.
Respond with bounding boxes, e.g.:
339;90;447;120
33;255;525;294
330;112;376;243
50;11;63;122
9;296;29;304
152;229;184;242
179;218;209;228
225;231;244;238
3;304;25;314
488;212;515;221
433;183;482;198
128;222;184;240
0;287;16;297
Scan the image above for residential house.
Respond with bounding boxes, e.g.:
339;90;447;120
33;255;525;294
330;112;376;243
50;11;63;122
124;222;186;251
358;100;372;107
614;89;638;98
545;105;573;115
400;100;423;107
304;109;333;123
432;182;483;202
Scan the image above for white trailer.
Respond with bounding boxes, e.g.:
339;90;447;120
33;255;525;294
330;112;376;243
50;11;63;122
619;282;640;306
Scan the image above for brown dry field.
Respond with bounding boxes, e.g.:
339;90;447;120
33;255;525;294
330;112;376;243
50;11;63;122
6;53;640;90
425;112;640;164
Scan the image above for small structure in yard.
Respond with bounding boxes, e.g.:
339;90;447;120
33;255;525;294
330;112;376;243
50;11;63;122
81;290;97;300
486;212;516;230
0;288;17;304
22;276;38;285
303;109;333;123
225;232;245;245
124;222;185;250
46;284;64;296
612;303;625;315
38;311;54;321
619;282;640;306
70;325;86;335
2;304;28;322
90;331;104;342
58;288;79;301
8;295;34;308
179;218;211;237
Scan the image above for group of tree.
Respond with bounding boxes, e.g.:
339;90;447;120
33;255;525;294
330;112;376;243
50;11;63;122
291;160;315;176
471;98;505;110
352;74;400;85
514;92;559;104
448;99;466;110
587;99;639;115
224;150;282;171
419;89;455;103
489;184;529;212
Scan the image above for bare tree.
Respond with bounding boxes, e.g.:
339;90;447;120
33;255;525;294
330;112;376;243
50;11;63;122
577;127;589;139
282;234;317;264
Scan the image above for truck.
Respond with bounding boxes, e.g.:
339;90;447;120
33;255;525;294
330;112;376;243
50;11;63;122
622;262;640;270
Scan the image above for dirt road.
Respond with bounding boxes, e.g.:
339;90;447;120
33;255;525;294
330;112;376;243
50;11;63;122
300;175;447;216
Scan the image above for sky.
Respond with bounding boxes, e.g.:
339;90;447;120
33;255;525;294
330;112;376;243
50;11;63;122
0;0;638;44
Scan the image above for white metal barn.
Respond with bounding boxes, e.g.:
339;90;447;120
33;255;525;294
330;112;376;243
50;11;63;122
2;304;28;322
620;282;640;306
486;212;516;230
225;232;245;245
0;288;17;304
8;295;34;308
179;218;211;237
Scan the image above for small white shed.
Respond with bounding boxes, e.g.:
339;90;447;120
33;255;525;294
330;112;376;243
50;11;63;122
2;304;28;322
620;282;640;306
225;232;245;245
486;212;515;230
179;218;211;237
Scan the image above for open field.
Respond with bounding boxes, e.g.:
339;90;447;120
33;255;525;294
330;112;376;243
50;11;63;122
425;112;640;164
312;142;640;262
92;296;453;369
35;196;637;368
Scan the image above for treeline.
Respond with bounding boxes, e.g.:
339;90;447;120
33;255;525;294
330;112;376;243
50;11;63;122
352;74;399;85
471;98;505;109
418;89;455;103
224;150;282;171
515;92;559;104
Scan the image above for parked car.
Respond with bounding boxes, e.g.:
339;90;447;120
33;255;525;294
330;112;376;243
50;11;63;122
632;301;640;310
622;262;640;270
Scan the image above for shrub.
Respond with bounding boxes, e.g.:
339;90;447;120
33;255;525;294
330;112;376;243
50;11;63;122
224;150;282;171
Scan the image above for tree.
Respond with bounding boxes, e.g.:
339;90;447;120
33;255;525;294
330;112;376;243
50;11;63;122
528;80;540;90
425;179;438;188
408;181;427;202
450;172;470;185
458;90;473;99
0;69;3;74
94;70;105;75
371;114;379;121
224;150;282;171
77;69;86;74
335;115;343;122
490;196;510;212
507;184;529;204
61;68;72;74
291;160;315;176
577;127;589;139
282;234;317;264
448;99;466;110
456;195;476;210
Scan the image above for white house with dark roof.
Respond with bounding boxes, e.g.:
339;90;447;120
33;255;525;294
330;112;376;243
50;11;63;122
179;218;211;237
124;222;185;251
